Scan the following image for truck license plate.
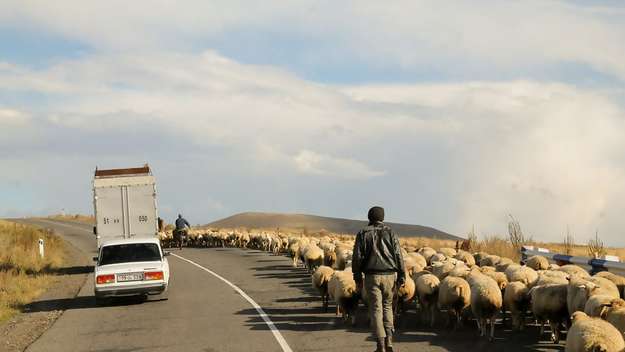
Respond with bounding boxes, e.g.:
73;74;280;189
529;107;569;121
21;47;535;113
117;272;144;282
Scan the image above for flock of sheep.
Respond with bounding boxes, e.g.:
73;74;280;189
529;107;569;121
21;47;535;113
159;229;625;352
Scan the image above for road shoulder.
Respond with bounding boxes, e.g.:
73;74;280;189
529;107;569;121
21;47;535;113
0;232;90;352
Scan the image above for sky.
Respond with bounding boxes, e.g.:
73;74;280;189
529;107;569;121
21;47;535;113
2;1;625;246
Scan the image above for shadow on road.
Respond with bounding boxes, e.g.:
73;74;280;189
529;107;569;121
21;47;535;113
48;265;94;275
242;252;566;352
22;295;155;313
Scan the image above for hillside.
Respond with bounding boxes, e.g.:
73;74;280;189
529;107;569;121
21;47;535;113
206;212;462;240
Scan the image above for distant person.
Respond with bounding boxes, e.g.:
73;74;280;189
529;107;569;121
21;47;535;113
352;206;405;352
174;214;191;250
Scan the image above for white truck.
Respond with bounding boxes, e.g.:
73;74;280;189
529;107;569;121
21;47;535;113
92;165;170;303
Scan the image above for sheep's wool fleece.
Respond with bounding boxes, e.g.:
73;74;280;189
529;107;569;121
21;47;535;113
566;313;625;352
312;266;334;288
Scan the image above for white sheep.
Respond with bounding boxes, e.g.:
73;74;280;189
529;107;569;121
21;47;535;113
431;260;457;280
568;277;603;316
415;273;440;327
530;283;569;343
406;252;427;269
565;311;625;352
429;253;447;264
454;250;476;266
595;271;625;298
467;271;503;341
526;255;549;271
505;265;538;287
303;244;324;273
438;247;457;258
481;269;508;291
504;281;529;331
534;270;570;286
312;265;335;312
495;257;515;272
558;264;591;279
437;276;471;330
479;254;501;267
584;294;619;317
394;272;416;317
603;299;625;340
418;247;437;264
328;268;359;325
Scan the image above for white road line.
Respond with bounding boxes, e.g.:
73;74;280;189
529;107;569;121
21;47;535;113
171;253;294;352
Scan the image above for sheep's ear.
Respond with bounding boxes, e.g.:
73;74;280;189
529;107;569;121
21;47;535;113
599;306;610;320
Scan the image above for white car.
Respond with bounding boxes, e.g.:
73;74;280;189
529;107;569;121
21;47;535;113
94;238;170;303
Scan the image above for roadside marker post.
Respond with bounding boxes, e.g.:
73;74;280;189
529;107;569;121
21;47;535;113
38;238;44;258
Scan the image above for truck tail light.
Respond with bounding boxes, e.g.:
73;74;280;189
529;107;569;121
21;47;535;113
144;271;164;281
96;274;115;284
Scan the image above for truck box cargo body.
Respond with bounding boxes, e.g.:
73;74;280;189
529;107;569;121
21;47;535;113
93;165;158;248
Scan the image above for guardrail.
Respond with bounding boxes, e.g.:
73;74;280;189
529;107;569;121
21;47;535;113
521;246;625;276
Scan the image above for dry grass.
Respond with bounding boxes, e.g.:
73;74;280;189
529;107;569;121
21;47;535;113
0;220;65;323
47;213;95;224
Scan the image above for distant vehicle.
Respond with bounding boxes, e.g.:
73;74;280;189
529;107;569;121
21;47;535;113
92;165;170;303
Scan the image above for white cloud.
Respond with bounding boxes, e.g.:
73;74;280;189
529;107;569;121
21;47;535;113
294;150;385;179
1;51;625;245
2;1;625;81
0;108;29;125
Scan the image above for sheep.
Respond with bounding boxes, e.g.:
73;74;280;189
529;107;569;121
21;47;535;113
480;255;501;267
530;283;569;343
418;247;437;264
448;266;471;279
558;264;591;279
334;245;352;270
323;247;337;268
407;252;427;269
328;268;359;325
595;271;625;298
534;270;570;286
431;260;457;280
473;252;489;265
504;281;529;331
454;250;476;266
495;257;515;272
429;253;447;264
437;276;471;330
438;247;457;258
482;270;508;291
603;299;625;340
394;272;416;317
303;244;324;272
404;256;424;277
588;276;621;300
526;255;549;271
548;263;560;270
568;277;610;316
584;294;620;317
467;271;503;341
505;265;538;287
566;311;625;352
415;273;441;327
312;265;335;312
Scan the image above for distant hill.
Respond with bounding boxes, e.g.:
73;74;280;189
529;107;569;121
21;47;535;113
206;212;462;240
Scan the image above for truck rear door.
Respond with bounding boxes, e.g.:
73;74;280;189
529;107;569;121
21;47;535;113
126;184;157;237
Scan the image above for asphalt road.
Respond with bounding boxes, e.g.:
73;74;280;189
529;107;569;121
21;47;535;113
16;219;565;352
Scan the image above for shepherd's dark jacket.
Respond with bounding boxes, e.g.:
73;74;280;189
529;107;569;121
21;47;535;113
175;217;191;230
352;221;405;282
